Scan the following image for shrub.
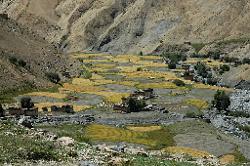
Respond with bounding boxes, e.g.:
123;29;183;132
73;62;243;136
162;53;186;63
9;57;17;65
46;73;61;84
208;51;221;60
20;97;34;109
127;98;146;113
139;51;143;56
185;111;204;118
137;67;143;71
220;64;230;72
242;58;250;64
173;79;185;87
0;104;4;117
212;90;230;111
224;57;239;63
168;63;177;69
18;59;27;67
195;62;208;77
80;69;92;79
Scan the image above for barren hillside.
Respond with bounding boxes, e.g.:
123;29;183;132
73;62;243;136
1;0;250;54
0;14;79;98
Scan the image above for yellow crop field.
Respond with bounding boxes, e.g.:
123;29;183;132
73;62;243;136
60;83;104;93
91;91;130;104
137;82;188;90
127;126;162;132
72;53;112;60
219;154;235;165
122;71;178;80
193;83;234;92
164;146;212;158
113;55;141;63
140;56;162;60
35;102;91;112
25;92;67;99
185;98;209;110
92;63;117;69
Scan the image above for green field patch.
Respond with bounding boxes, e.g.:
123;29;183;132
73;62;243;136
85;124;174;149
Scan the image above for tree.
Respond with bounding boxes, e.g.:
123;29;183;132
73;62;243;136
21;97;34;109
127;98;146;113
173;79;185;87
46;72;61;84
168;63;177;69
212;90;230;111
0;104;4;117
220;64;230;72
195;62;208;77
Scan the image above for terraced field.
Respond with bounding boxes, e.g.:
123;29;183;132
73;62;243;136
19;53;247;165
19;53;232;114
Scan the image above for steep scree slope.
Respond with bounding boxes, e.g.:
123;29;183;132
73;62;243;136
1;0;250;54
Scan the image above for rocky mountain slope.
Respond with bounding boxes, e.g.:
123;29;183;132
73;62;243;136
1;0;250;54
0;14;79;97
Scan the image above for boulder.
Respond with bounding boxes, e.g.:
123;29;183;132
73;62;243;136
55;137;74;147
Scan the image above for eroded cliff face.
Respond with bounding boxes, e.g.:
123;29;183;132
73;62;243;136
1;0;250;54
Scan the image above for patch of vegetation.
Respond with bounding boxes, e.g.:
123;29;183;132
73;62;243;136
194;62;209;78
185;110;204;118
217;38;250;45
8;57;27;68
212;90;231;112
191;43;206;53
36;124;89;143
237;125;250;136
127;97;147;113
207;51;221;60
185;99;209;110
46;72;61;84
128;155;197;166
85;124;175;149
168;63;177;69
173;79;186;87
228;111;250;118
0;121;72;164
242;58;250;64
233;149;249;163
80;68;92;79
161;53;187;64
20;97;34;108
0;81;36;103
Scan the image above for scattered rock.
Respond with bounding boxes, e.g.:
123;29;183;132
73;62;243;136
55;137;74;147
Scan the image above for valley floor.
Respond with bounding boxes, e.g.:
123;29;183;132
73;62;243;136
1;53;250;165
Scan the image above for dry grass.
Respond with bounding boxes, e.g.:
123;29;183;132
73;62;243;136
113;55;141;63
25;92;67;99
127;126;162;132
164;146;212;158
140;56;162;60
35;102;91;112
185;58;224;67
59;83;104;93
72;53;112;60
92;91;130;104
93;63;117;69
122;71;178;80
219;154;235;165
137;82;188;90
184;98;209;110
193;83;234;92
